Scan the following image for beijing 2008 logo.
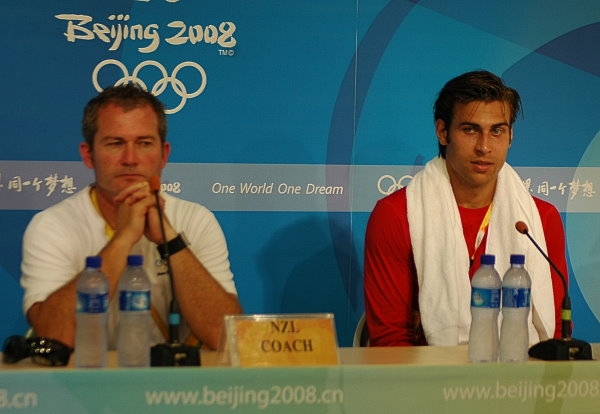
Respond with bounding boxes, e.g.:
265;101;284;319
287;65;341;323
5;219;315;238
92;59;207;114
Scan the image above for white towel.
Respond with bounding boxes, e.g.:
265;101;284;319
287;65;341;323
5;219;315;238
407;157;555;346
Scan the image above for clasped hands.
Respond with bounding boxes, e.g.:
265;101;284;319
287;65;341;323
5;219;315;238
112;180;176;246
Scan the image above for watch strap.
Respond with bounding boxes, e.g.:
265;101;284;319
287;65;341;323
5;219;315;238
157;233;187;259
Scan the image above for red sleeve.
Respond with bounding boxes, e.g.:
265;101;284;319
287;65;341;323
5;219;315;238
364;189;425;346
533;197;568;339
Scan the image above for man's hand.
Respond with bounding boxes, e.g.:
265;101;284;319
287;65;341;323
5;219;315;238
145;192;178;244
112;181;157;245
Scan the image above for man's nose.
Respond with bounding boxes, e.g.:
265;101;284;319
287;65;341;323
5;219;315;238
121;144;139;164
475;133;491;153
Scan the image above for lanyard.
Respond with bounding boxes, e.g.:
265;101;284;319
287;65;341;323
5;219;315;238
90;187;115;239
471;202;493;264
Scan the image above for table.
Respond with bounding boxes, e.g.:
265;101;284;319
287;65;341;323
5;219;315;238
1;345;598;413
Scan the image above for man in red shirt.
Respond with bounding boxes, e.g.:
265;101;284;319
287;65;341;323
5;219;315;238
364;70;567;347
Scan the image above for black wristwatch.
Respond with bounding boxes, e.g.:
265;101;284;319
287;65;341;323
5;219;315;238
157;233;188;260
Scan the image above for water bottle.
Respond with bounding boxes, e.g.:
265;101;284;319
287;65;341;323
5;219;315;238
75;256;108;368
117;255;151;367
468;254;502;362
499;254;532;362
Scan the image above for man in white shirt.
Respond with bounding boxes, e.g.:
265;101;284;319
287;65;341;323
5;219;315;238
21;84;242;350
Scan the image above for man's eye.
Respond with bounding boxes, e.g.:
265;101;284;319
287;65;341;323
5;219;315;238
138;141;156;149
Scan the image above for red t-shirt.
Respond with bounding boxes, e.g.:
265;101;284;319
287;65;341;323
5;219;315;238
364;187;568;346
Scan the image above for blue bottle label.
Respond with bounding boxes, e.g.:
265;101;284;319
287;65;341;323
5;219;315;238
471;287;501;308
77;292;108;313
502;287;531;308
119;291;151;311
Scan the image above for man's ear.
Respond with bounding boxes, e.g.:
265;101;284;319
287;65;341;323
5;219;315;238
80;142;94;169
161;141;171;169
435;119;448;145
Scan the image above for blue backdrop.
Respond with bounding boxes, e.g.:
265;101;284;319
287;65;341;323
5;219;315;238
1;0;599;346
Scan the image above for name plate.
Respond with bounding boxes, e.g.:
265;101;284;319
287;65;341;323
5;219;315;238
216;314;339;367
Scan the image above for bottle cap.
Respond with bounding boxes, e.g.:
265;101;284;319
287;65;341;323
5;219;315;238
127;255;143;266
85;256;102;268
510;254;525;265
480;254;495;265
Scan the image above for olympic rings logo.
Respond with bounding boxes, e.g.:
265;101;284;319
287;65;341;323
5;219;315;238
377;174;413;195
92;59;207;114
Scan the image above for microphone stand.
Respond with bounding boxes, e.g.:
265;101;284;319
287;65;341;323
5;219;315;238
516;222;592;360
150;181;200;366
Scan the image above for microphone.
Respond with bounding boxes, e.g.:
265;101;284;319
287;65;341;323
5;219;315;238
148;176;200;366
515;221;592;360
149;176;181;345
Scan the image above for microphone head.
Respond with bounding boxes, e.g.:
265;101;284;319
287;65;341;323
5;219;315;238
515;221;529;235
149;175;161;193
